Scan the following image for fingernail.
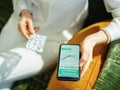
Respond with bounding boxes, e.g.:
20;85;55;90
80;63;83;67
32;31;35;34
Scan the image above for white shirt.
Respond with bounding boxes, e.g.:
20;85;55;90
13;0;120;42
103;0;120;42
13;0;88;41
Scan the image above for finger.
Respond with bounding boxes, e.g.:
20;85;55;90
79;51;88;67
79;59;86;67
20;29;29;40
18;21;29;40
27;19;35;34
24;31;30;40
80;54;92;78
81;61;90;78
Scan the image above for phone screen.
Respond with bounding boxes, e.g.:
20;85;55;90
57;44;80;81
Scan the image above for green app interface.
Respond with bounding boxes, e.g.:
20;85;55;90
58;44;80;78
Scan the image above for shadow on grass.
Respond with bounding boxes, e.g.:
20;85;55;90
12;68;55;90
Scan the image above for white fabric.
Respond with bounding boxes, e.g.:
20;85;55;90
103;0;120;42
0;0;120;89
12;0;120;42
13;0;88;41
103;18;120;42
0;48;44;89
0;1;88;89
0;15;61;89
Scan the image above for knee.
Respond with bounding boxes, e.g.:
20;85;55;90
10;47;45;75
32;56;44;74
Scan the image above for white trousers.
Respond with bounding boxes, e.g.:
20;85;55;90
0;14;62;89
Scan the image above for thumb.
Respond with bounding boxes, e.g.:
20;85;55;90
34;26;40;32
79;59;86;68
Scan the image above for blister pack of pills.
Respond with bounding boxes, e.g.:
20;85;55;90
26;34;47;53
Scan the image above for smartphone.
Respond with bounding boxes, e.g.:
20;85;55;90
57;44;80;81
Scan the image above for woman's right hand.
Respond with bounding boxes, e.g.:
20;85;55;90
18;9;39;40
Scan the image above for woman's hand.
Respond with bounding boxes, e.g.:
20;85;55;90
79;30;109;78
79;35;96;78
18;9;39;40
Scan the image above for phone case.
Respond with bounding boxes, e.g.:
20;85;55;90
57;44;80;81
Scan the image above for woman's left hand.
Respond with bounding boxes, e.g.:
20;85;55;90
79;30;108;78
79;36;95;78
